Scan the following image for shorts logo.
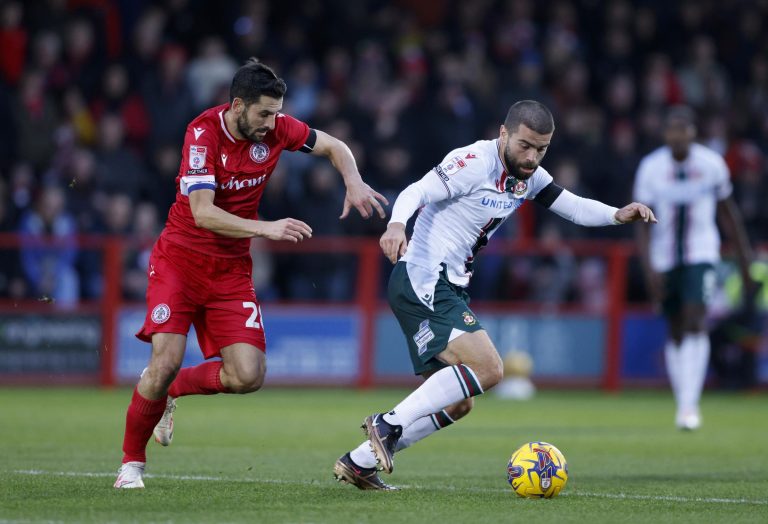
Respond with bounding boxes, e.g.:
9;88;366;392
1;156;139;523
151;303;171;324
250;143;270;163
413;319;435;356
462;311;477;326
189;145;206;169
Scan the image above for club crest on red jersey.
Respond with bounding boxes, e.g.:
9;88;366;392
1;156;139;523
250;143;270;163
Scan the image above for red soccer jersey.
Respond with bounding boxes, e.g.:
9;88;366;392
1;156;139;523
161;103;310;257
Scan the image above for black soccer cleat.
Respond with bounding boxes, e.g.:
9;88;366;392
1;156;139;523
333;452;398;490
362;413;402;474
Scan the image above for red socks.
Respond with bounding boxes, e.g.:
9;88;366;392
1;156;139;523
168;361;226;398
121;388;168;463
121;363;227;463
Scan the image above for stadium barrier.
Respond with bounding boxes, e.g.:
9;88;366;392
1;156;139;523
0;233;764;389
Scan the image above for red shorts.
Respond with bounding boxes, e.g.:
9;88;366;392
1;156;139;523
136;235;266;358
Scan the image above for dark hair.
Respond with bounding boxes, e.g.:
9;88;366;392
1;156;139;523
664;105;696;128
504;100;555;134
229;57;287;105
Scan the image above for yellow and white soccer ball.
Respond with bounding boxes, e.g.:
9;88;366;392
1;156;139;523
507;441;568;498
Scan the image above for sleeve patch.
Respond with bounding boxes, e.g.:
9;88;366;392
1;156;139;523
434;165;449;182
438;156;467;176
432;166;452;196
189;145;207;170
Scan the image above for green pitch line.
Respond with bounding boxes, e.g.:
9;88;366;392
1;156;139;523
0;388;766;523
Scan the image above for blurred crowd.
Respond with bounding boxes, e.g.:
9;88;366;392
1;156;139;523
0;0;767;306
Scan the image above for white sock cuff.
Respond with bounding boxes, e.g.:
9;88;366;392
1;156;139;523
453;364;483;397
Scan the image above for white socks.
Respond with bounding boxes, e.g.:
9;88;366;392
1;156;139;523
349;364;481;469
349;410;455;469
666;333;710;418
664;340;682;405
382;364;482;428
679;333;710;415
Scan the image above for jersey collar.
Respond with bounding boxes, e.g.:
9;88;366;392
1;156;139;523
219;109;237;144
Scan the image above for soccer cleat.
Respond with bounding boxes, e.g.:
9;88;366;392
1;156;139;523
153;396;176;446
362;413;402;474
333;452;398;490
677;410;701;431
114;461;145;489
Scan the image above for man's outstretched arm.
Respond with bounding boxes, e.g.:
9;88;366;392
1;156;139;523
310;130;389;219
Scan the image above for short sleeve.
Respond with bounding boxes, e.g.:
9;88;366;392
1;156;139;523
433;151;488;198
179;122;218;195
632;158;655;205
275;113;311;152
712;154;733;200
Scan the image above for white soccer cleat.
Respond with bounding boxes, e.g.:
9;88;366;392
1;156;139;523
676;410;701;431
114;461;145;488
153;396;176;446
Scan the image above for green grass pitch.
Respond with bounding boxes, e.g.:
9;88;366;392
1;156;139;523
0;387;766;523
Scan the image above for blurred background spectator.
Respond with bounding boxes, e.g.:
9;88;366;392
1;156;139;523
0;0;766;303
17;184;79;307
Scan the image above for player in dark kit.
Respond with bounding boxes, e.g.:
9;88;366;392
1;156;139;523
115;59;388;488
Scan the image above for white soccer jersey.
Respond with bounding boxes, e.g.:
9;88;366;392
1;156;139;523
401;139;553;295
633;143;732;272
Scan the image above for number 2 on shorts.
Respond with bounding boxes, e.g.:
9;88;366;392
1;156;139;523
242;301;262;328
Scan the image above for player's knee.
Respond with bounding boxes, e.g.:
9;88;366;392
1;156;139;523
480;354;504;390
143;361;180;391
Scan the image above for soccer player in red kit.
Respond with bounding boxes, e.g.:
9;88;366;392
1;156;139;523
114;59;388;488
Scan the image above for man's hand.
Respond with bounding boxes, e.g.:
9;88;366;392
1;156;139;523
380;222;407;264
256;218;313;242
615;203;657;224
341;181;389;219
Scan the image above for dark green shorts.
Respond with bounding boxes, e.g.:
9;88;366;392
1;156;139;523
387;262;483;375
662;263;716;317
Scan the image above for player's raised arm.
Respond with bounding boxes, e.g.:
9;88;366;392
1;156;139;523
309;129;389;219
188;188;312;242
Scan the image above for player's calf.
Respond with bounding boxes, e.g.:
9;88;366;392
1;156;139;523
220;344;266;393
222;372;264;394
444;397;474;421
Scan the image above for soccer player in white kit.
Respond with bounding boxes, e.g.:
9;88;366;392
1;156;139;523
333;100;657;489
634;106;754;430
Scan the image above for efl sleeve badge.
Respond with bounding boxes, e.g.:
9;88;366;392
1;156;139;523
189;145;207;170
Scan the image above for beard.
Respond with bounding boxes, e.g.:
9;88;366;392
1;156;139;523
237;113;269;142
503;148;538;180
